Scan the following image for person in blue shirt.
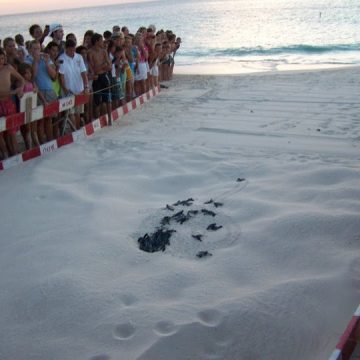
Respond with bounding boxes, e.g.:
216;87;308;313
25;40;58;142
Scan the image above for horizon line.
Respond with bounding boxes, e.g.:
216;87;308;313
0;0;155;17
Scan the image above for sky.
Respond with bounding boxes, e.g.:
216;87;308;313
0;0;150;15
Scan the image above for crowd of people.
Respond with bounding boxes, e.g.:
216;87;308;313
0;23;182;160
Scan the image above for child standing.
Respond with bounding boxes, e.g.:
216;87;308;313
124;35;136;101
111;46;127;109
18;63;44;149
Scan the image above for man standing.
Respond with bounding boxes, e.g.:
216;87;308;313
88;33;112;120
3;37;18;66
59;39;89;130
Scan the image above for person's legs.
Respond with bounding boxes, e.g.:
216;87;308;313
0;99;19;155
92;76;103;119
5;131;18;156
106;101;112;124
44;90;59;141
75;114;81;130
148;74;154;89
153;75;159;88
126;76;134;102
95;73;112;118
0;132;9;159
84;93;93;123
37;118;46;144
145;73;150;92
140;79;146;95
31;121;40;147
44;117;53;141
21;124;31;150
52;116;60;139
134;80;141;96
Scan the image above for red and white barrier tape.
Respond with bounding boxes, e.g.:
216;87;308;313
0;86;160;171
329;304;360;360
0;94;89;133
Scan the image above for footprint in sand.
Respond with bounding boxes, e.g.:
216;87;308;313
197;309;223;327
113;322;136;340
153;320;178;336
35;194;46;200
89;355;111;360
120;294;137;306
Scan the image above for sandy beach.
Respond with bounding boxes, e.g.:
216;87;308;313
0;67;360;360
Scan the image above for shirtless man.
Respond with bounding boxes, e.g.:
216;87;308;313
0;48;24;158
87;33;112;120
3;37;19;66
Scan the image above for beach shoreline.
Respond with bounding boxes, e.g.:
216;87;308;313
175;62;360;76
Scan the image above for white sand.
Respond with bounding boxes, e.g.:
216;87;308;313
0;68;360;360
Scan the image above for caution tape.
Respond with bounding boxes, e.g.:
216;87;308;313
329;304;360;360
0;75;137;132
0;94;89;133
0;86;160;171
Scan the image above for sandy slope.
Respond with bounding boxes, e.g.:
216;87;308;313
0;68;360;360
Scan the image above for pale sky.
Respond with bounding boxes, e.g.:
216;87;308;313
0;0;150;15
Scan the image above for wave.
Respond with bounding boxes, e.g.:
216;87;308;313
181;44;360;58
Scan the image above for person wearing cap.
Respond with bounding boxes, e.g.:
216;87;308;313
111;31;125;47
148;24;156;33
49;23;65;55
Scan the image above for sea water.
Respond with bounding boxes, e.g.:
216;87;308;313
0;0;360;74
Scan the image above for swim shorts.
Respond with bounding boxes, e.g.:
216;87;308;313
111;77;124;101
92;73;112;106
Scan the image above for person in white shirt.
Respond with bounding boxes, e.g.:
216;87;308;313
59;38;89;130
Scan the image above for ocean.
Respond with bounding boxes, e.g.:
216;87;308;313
1;0;360;74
